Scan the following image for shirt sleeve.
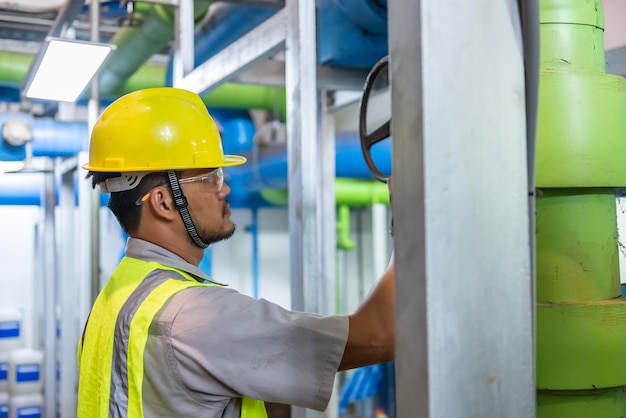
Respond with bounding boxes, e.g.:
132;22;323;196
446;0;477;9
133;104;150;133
165;286;349;411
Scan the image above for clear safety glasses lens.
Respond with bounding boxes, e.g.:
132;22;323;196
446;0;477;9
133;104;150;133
135;168;224;206
178;167;224;193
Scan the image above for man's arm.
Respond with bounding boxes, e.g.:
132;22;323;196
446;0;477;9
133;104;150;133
339;177;395;371
339;252;395;371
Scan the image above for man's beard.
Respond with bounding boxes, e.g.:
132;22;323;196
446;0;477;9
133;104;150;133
198;223;236;246
187;201;236;246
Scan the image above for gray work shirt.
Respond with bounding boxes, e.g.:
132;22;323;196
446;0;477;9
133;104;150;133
124;238;349;417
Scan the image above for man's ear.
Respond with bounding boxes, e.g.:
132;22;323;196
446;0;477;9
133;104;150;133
146;186;177;221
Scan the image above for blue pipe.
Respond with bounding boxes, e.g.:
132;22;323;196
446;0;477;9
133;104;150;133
0;172;112;207
215;109;256;155
0;114;88;161
0;109;247;161
0;136;390;205
1;108;390;204
165;4;279;86
0;109;263;207
80;1;128;20
165;0;388;82
328;0;387;33
0;86;21;102
317;0;388;68
0;173;43;205
229;133;392;191
0;172;276;209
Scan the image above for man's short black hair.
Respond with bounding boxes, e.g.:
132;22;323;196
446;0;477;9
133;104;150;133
86;171;170;235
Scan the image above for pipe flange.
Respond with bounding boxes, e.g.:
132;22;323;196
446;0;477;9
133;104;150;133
2;119;33;147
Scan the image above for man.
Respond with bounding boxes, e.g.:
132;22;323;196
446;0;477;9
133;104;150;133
77;87;395;418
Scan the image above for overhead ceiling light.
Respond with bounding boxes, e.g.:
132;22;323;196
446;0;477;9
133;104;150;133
23;37;115;103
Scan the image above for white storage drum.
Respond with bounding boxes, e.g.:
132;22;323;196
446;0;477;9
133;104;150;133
9;394;42;418
0;392;8;418
0;309;23;352
7;350;43;395
0;353;7;393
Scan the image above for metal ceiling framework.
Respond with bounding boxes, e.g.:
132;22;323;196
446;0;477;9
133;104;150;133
0;2;120;44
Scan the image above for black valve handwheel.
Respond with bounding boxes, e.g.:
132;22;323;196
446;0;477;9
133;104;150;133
358;55;391;183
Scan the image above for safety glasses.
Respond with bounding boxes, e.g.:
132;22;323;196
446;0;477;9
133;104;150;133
178;167;224;192
135;168;224;206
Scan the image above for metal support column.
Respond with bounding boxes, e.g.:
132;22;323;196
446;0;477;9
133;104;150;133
285;0;326;315
56;157;79;417
286;0;336;417
88;0;101;303
389;0;535;416
41;159;57;418
173;0;195;87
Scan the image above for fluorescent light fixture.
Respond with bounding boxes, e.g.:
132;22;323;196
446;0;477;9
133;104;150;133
24;37;115;102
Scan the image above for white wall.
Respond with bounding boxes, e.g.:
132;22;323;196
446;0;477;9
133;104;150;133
0;206;40;348
212;208;292;307
212;206;392;313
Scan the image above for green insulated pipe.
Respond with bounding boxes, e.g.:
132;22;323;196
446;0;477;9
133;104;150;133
0;1;288;114
536;1;626;417
0;50;286;117
110;63;287;117
260;179;391;207
98;1;212;95
261;180;390;250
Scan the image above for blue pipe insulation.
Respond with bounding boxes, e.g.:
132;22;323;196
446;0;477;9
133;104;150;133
0;111;390;205
0;173;42;206
317;0;388;68
165;0;389;81
79;1;128;19
0;109;249;161
329;0;387;33
0;172;273;208
0;134;389;206
0;86;21;103
0;114;88;161
229;133;392;191
0;108;268;207
0;172;110;207
165;4;279;86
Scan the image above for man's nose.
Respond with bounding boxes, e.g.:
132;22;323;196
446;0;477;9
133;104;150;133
220;182;231;197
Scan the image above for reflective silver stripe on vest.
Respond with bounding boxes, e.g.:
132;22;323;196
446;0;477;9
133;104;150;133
109;269;197;417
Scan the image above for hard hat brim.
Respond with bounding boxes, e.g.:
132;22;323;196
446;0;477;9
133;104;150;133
82;154;247;172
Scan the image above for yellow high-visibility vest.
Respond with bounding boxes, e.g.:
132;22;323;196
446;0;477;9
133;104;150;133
77;256;267;418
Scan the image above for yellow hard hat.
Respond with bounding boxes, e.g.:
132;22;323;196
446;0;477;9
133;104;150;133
82;87;247;172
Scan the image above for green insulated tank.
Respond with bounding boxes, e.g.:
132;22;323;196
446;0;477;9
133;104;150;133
535;0;626;417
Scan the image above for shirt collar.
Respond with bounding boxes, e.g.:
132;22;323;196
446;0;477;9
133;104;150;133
125;237;227;286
